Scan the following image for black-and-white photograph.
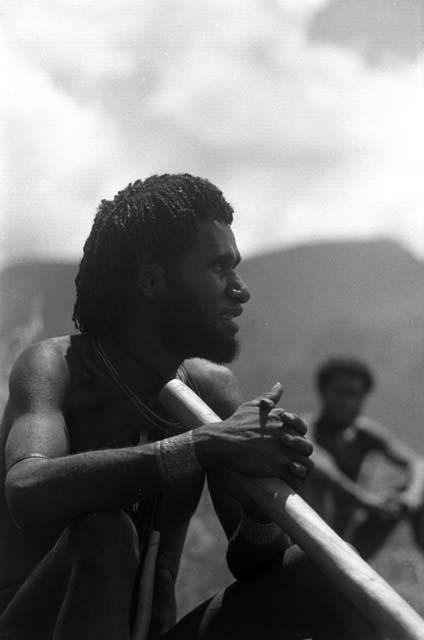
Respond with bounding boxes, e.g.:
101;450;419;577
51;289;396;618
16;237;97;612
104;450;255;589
1;2;424;638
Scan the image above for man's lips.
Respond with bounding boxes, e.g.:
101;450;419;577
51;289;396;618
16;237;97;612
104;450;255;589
219;308;242;332
220;306;243;319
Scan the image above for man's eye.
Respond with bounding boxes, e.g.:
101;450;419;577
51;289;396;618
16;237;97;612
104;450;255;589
212;261;225;273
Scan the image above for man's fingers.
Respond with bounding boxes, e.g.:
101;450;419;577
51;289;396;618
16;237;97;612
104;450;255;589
259;397;274;411
289;462;309;478
280;432;313;456
256;382;283;409
288;457;314;477
256;383;283;431
280;411;308;436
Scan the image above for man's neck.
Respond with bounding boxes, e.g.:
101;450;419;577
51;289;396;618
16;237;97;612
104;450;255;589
317;411;353;432
111;313;183;384
113;336;181;382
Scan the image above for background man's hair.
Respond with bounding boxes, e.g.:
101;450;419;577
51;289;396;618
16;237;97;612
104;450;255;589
316;356;375;394
73;173;233;335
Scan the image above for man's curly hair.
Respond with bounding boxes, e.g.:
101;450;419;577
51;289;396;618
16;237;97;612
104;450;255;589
316;357;375;395
73;173;233;335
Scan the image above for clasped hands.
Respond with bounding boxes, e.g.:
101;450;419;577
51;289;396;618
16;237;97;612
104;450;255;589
212;382;314;491
257;382;314;491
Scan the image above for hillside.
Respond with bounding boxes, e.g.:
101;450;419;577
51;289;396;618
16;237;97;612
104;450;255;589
233;239;424;449
0;261;77;341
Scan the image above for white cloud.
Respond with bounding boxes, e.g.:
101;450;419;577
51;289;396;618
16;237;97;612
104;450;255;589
1;0;423;267
1;26;137;265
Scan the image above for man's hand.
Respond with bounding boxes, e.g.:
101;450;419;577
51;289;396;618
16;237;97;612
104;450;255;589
194;382;313;489
362;491;404;521
397;489;422;515
397;459;424;515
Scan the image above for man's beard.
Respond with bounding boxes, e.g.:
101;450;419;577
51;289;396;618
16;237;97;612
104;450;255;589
158;285;240;364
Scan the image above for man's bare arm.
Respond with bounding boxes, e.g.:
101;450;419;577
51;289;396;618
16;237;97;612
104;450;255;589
183;359;246;537
5;345;312;531
185;360;309;579
5;342;177;528
311;445;398;514
360;421;424;513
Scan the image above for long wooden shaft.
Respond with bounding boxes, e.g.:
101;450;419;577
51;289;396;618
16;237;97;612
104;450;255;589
159;378;424;640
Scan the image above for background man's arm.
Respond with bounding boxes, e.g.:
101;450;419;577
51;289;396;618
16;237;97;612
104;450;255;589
310;444;398;514
363;421;424;514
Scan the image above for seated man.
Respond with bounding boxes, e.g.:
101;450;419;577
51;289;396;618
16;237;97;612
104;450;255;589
0;175;378;639
303;356;424;559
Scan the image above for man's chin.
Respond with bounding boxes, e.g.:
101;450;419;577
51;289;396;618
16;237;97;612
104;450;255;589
200;338;240;364
161;308;241;364
177;334;240;364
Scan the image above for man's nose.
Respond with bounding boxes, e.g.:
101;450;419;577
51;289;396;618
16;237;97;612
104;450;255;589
228;276;251;304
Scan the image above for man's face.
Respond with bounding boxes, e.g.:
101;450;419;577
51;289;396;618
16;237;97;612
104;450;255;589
159;220;250;363
320;374;367;427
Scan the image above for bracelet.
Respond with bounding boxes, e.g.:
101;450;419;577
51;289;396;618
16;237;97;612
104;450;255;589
235;515;282;545
154;430;202;483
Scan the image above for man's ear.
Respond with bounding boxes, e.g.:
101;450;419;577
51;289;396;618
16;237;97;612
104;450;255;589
137;260;168;300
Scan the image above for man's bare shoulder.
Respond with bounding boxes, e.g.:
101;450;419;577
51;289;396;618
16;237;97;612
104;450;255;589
182;358;242;419
355;416;388;441
9;336;72;409
183;358;238;387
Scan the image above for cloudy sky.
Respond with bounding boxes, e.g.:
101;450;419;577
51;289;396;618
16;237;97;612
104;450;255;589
1;0;423;267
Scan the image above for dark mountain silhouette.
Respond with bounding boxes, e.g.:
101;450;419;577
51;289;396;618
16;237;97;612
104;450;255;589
2;239;424;448
0;261;77;341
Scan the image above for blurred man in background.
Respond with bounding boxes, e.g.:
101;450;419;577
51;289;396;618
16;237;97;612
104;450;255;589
303;356;424;559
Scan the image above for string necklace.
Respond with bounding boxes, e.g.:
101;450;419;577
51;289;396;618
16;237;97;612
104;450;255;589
92;336;182;436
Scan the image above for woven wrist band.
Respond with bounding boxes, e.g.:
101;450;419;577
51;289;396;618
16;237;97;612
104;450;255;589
155;430;202;483
236;515;282;545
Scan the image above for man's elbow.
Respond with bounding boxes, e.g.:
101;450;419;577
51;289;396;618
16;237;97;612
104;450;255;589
5;464;47;529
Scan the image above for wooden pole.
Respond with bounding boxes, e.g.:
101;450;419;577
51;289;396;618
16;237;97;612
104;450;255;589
159;378;424;640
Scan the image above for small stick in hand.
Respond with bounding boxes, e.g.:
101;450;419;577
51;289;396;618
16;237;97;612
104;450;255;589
259;383;282;435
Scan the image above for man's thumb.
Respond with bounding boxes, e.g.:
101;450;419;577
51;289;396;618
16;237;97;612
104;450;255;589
258;382;283;409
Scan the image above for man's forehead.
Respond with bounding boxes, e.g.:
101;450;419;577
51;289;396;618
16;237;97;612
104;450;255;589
330;375;364;390
190;219;239;257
